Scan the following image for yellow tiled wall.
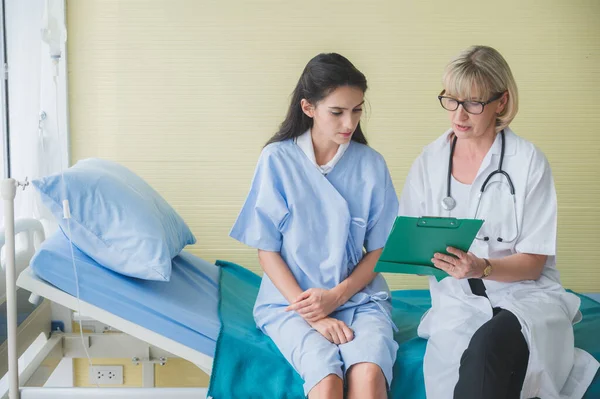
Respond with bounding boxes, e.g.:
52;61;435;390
67;0;600;291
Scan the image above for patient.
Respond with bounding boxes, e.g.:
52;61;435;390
230;53;398;399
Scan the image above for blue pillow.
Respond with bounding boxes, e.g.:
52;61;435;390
32;158;196;281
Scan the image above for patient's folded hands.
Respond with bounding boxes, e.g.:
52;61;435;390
285;287;341;322
308;317;354;345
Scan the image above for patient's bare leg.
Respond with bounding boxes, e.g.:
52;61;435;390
346;362;387;399
308;374;343;399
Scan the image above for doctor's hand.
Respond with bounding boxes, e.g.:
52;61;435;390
285;288;340;322
308;317;354;345
432;247;486;279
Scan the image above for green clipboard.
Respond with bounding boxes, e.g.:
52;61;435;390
375;216;484;280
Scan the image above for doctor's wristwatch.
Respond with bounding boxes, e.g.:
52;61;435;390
481;258;493;279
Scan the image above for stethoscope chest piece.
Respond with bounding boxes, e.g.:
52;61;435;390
441;196;456;211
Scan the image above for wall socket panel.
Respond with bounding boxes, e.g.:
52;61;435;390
89;365;124;385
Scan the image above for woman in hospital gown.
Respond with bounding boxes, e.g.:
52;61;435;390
399;45;599;399
230;53;399;399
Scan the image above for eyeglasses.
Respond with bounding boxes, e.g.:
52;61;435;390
438;90;504;115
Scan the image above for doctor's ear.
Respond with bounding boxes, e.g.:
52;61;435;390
300;99;315;118
496;91;509;114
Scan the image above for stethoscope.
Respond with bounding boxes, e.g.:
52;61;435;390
441;130;519;243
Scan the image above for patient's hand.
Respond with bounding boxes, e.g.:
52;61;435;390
308;317;354;345
285;288;340;322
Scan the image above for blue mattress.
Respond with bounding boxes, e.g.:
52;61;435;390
29;231;221;357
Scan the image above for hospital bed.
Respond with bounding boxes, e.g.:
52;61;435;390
11;224;600;399
2;216;219;398
2;190;598;398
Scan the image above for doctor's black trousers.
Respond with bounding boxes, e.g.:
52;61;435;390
453;279;530;399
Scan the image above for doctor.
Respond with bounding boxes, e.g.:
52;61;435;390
230;53;399;399
399;45;599;399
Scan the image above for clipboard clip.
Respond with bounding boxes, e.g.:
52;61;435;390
417;217;461;229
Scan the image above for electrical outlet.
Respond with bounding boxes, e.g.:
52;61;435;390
89;365;123;385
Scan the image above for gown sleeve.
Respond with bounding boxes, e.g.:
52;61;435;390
230;147;289;252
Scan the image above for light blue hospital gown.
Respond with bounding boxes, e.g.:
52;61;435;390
230;138;399;395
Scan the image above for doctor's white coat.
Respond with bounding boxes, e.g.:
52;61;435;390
399;128;599;399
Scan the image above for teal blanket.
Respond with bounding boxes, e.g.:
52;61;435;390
208;261;600;398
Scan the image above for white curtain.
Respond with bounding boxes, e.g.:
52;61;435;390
2;0;68;235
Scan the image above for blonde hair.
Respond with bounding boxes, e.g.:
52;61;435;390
443;45;519;132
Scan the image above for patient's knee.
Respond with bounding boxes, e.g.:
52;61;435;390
308;374;343;399
347;362;384;383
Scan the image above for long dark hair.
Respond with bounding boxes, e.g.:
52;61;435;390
266;53;368;146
